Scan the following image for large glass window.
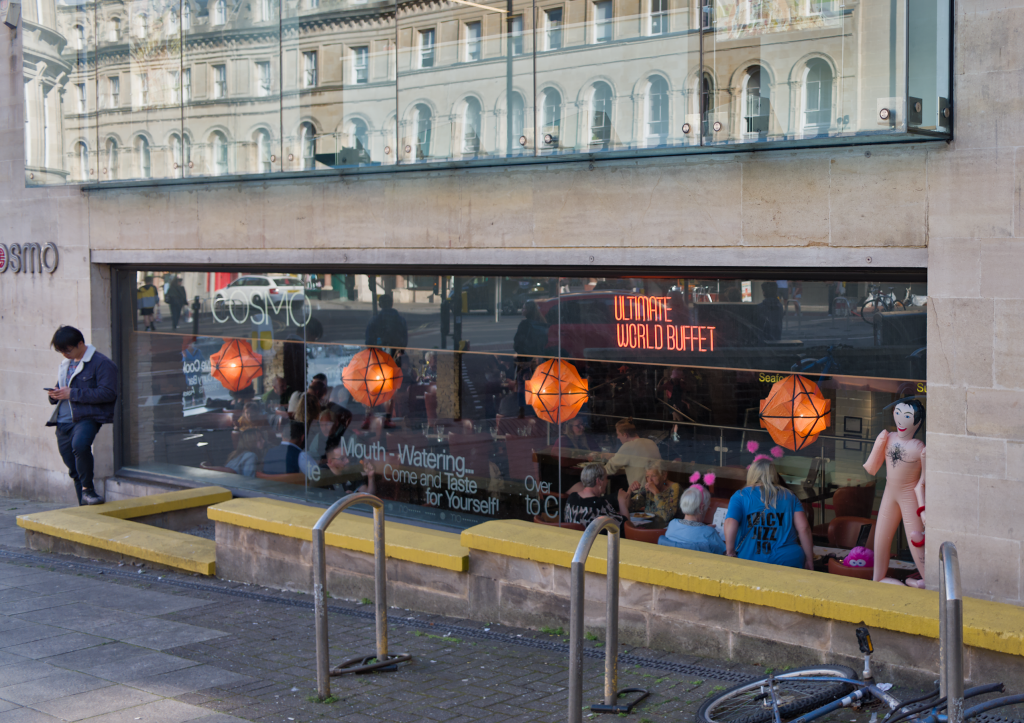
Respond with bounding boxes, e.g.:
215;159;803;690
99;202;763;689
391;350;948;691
118;268;928;570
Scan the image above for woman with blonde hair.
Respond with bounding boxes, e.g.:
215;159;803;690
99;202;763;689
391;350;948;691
723;458;813;570
224;429;266;477
629;460;681;520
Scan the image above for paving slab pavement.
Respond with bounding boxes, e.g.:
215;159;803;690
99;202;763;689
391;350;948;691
0;494;939;723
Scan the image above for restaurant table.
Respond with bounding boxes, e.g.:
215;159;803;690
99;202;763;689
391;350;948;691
623;516;670;543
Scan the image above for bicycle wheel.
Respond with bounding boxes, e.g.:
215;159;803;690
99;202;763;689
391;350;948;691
966;693;1024;723
860;299;881;325
695;665;857;723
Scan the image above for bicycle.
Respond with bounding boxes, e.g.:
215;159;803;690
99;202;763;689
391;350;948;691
860;284;905;325
695;627;1012;723
791;345;842;378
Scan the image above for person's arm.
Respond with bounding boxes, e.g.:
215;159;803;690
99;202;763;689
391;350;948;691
298;450;318;479
361;460;377;496
915;446;926;524
863;430;888;476
793;508;815;571
616;488;630;519
724;518;739;557
604;445;629;475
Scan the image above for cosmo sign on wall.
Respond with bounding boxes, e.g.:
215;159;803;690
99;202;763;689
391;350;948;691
0;242;59;274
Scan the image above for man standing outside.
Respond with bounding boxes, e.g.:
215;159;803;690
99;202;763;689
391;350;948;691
46;326;119;505
138;275;160;331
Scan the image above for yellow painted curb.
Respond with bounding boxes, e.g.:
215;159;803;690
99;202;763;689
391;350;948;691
16;487;232;576
207;497;469;572
461;519;1024;658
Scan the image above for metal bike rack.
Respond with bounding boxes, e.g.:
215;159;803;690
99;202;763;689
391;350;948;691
568;516;649;722
313;493;412;701
939;541;964;723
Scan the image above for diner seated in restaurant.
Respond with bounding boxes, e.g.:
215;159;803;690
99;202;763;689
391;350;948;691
557;417;594;453
323;441;377;495
307;408;347;464
659;485;725;554
629;461;681;520
724;459;814;570
262;421;317;477
223;428;266;478
563;463;629;528
603;418;663;486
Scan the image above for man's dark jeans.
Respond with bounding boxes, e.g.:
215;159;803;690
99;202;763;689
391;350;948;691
55;420;101;505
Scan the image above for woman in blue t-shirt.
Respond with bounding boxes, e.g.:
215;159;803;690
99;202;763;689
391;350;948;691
724;459;814;570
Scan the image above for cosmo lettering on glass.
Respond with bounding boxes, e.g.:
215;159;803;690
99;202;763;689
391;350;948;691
0;242;59;275
613;295;715;352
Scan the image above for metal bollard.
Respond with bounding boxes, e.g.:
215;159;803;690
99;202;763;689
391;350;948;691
313;493;411;701
568;517;649;722
938;541;964;723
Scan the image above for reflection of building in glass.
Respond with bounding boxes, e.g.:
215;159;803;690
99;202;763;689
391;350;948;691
25;0;948;184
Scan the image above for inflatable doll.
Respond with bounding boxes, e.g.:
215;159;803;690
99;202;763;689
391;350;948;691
863;398;926;587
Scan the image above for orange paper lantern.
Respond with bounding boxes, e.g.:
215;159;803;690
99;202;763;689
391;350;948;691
210;338;264;392
342;348;404;408
525;359;589;424
759;375;832;451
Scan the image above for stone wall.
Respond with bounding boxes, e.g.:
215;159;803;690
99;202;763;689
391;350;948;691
214;521;1024;688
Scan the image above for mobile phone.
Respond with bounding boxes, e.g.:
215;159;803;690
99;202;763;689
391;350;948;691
44;387;56;391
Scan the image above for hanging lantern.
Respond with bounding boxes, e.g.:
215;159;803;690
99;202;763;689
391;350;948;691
210;338;264;392
759;375;831;451
525;359;589;424
342;348;404;408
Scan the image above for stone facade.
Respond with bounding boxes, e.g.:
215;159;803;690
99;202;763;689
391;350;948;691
2;0;1024;610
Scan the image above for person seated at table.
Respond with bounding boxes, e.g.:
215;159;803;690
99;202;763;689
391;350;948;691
604;418;662;488
237;401;267;432
564;463;629;528
262;421;317;477
659;485;725;554
629;461;681;521
724;458;814;570
324;440;376;495
307;408;343;464
224;429;266;478
557;417;594;453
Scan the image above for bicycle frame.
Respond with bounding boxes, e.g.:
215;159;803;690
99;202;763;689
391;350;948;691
784;677;902;723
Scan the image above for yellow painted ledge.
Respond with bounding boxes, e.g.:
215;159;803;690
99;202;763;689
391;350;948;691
461;519;1024;659
16;487;232;576
207;498;469;573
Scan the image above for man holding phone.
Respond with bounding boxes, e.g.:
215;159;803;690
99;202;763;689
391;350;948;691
46;326;119;505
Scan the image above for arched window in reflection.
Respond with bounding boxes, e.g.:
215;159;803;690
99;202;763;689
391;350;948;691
700;73;715;135
136;13;148;38
743;66;769;134
589;81;613;146
169;133;182;177
349;118;369;152
136;137;151;178
299;123;316;170
182;134;192;175
463;97;481;154
75;141;89;181
211;131;228;175
182;3;191;29
255;130;272;173
105;138;118;180
74;24;85;49
509;92;525;146
802;59;833;132
213;0;226;25
541;88;561;145
109;17;121;41
168;9;178;34
413;104;432;159
646;75;669;146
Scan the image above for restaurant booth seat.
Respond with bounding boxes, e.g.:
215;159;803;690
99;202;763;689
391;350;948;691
624;521;667;544
813;481;876;538
703;498;731;525
827;557;876;580
827;516;877;549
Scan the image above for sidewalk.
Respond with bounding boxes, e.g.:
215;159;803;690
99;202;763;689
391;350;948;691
0;496;856;722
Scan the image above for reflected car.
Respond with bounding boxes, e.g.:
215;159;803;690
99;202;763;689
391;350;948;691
212;275;306;312
535;292;619;359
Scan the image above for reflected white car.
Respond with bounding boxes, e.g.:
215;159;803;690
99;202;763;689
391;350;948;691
212;275;306;312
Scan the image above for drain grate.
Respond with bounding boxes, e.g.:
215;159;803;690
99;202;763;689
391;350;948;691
0;547;750;684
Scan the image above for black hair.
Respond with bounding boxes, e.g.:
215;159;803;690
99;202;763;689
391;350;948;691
288;421;306;444
51;326;85;352
379;294;394;310
312;373;327;383
887;397;926;437
304;317;323;341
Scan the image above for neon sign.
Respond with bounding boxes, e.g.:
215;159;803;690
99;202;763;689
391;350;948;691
614;295;715;352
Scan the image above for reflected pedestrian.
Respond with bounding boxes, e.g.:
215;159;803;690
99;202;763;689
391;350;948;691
138;275;160;331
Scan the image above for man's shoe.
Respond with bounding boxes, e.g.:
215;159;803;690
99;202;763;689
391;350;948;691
81;491;105;506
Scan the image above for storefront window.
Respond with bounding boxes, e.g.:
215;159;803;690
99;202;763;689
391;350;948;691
118;271;927;546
